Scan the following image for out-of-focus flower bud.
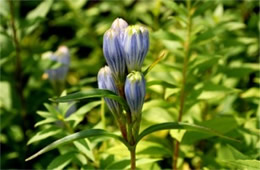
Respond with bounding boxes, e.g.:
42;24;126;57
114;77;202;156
123;25;149;72
124;71;146;117
111;18;128;33
98;66;122;116
103;29;126;83
46;46;70;82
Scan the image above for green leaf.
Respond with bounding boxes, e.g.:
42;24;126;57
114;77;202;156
26;0;54;20
73;139;95;162
193;81;240;100
73;153;88;166
143;51;167;76
51;89;129;112
66;0;87;9
47;152;75;170
217;144;249;161
170;129;186;142
219;64;258;78
127;158;161;169
222;160;260;170
34;117;57;127
26;129;127;161
44;103;60;117
182;116;240;144
153;29;184;42
146;80;177;88
59;101;76;116
192;24;225;45
36;111;55;119
189;56;220;74
66;101;101;127
164;88;180;99
137;122;239;143
79;77;97;86
27;127;62;145
106;159;130;169
142;107;174;123
137;141;172;157
162;0;187;16
0;81;12;110
106;158;161;170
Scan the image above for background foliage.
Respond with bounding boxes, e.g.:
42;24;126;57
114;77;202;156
0;0;259;169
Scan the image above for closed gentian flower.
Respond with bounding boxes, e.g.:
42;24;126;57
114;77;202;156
124;71;146;118
123;25;149;72
46;46;70;82
98;66;122;116
103;29;126;83
111;18;128;33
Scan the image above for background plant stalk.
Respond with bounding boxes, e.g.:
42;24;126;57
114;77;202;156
8;0;26;118
173;0;192;169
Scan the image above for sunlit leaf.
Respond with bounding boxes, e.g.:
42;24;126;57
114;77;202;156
162;0;187;16
222;160;260;170
73;139;95;162
51;89;129;112
146;80;177;88
34;117;57;127
143;50;167;76
26;0;54;20
36;111;55;119
217;144;249;161
26;129;127;161
137;122;239;143
182;116;241;144
47;152;75;170
66;101;101;128
170;129;186;142
27;127;62;145
153;29;184;42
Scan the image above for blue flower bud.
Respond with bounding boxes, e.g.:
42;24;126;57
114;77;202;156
98;66;122;115
123;25;149;72
46;46;70;81
111;18;128;32
124;71;146;117
103;29;126;83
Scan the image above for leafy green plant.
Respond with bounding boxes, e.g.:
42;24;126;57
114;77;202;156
1;0;259;169
26;17;239;170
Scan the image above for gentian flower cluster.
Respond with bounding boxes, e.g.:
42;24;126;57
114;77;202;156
98;18;149;142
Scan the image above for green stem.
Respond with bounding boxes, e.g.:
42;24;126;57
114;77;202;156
60;116;73;134
8;0;26;117
8;1;27;168
127;113;134;145
101;98;106;129
130;146;136;170
173;0;192;169
116;75;136;168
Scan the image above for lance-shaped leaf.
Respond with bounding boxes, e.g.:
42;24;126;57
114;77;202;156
136;122;239;143
51;89;130;112
143;50;167;76
26;129;128;161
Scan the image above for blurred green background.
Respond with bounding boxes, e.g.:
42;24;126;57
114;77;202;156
0;0;259;169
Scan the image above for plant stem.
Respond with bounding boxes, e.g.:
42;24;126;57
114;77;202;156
8;2;27;168
8;0;26;117
130;146;136;170
101;98;106;129
61;117;74;134
173;0;192;169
